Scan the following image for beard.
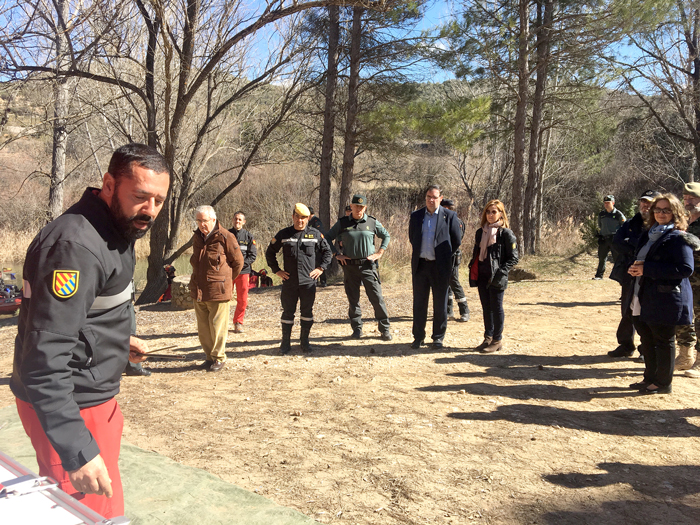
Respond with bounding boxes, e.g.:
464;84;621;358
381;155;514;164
110;192;154;242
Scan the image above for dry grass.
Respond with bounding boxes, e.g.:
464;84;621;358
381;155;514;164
0;229;37;264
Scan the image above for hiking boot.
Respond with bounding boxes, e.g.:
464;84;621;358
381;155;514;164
233;323;244;334
675;345;695;371
685;358;700;378
380;332;393;341
608;345;634;358
350;328;362;339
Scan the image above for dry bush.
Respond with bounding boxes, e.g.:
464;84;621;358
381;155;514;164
0;229;38;264
537;217;584;256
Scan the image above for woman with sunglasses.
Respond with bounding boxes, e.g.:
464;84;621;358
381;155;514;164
627;193;699;394
468;200;519;353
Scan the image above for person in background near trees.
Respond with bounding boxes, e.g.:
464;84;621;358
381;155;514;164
11;143;170;518
344;205;352;217
325;194;392;341
626;193;697;395
308;206;327;288
266;203;332;354
594;194;626;280
228;211;257;333
441;198;470;323
468;200;519;353
190;205;243;372
408;185;463;349
679;183;700;378
608;190;660;360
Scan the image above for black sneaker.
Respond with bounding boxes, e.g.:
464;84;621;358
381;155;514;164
410;339;424;349
350;328;363;339
380;332;393;341
607;346;634;358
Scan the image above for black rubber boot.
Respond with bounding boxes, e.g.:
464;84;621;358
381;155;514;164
280;323;293;355
300;321;314;353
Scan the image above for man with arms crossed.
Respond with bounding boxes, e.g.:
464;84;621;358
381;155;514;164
11;143;170;518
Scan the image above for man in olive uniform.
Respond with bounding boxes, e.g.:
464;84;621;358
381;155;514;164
679;183;700;377
308;206;327;288
594;195;626;279
325;194;392;340
441;198;469;322
266;203;332;354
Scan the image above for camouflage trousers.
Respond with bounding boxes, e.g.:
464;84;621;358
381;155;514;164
675;285;700;349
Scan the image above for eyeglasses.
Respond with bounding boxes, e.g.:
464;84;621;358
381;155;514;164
653;208;673;215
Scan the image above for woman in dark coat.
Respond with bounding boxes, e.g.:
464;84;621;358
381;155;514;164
469;200;519;353
627;193;697;394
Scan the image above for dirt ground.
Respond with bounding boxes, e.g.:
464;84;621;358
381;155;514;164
1;255;700;524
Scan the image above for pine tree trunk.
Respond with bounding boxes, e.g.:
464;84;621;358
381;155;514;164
319;6;340;230
338;7;363;216
48;0;70;223
511;0;529;251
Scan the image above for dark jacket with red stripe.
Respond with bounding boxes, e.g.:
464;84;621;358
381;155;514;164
228;227;257;275
11;188;136;471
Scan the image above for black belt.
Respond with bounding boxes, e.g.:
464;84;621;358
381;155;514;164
346;258;370;266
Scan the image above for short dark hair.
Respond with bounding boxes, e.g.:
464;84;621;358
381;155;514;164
234;211;245;219
108;143;170;181
425;184;441;196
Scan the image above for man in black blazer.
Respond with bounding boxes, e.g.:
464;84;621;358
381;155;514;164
409;185;463;348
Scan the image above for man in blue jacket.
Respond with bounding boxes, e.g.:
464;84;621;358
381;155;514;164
409;185;463;349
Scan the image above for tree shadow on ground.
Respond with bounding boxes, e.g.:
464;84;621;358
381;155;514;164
435;353;643;382
517;300;618;308
419;382;638;401
544;462;700;498
447;404;700;437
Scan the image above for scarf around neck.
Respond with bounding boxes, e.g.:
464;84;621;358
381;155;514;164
479;220;503;261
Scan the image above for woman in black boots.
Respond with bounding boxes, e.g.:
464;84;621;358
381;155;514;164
469;200;519;353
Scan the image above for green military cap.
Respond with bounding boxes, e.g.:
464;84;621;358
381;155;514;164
351;194;367;205
294;203;310;217
684;182;700;198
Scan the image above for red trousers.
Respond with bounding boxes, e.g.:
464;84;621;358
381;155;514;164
233;273;249;324
16;397;125;518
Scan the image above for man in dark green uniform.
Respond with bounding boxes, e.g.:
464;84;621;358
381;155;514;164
680;183;700;377
325;194;392;341
594;195;626;279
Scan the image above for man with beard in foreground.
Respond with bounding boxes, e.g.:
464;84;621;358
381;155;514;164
10;143;170;519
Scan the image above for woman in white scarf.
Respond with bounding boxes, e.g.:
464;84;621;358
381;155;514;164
627;194;695;395
468;200;519;353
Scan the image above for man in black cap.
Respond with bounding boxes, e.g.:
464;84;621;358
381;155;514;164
607;190;658;358
325;194;392;340
594;195;626;280
441;198;469;322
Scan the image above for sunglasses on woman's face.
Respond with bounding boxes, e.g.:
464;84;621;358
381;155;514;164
653;207;673;215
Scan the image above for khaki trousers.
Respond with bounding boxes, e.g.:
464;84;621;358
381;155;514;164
194;300;230;363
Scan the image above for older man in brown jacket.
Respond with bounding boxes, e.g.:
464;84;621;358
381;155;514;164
190;205;244;372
